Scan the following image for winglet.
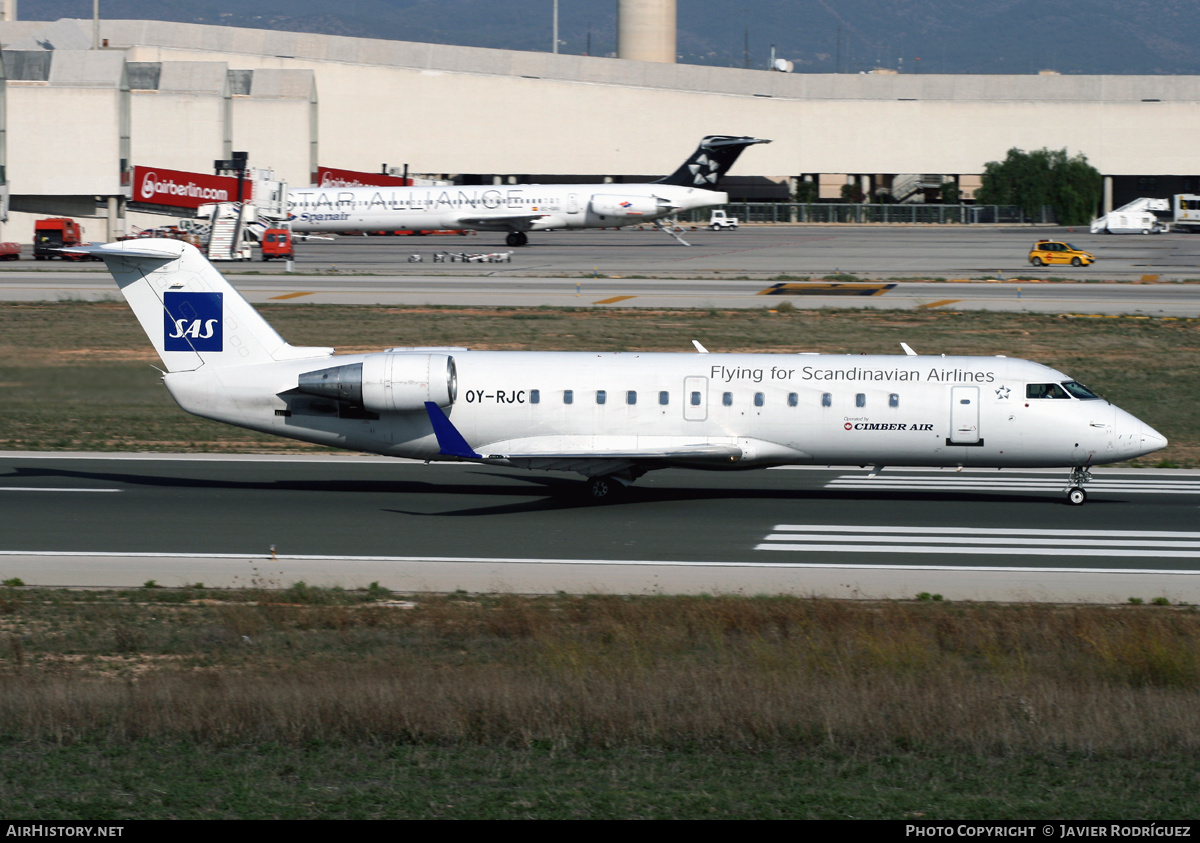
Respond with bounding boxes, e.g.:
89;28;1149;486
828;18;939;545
424;402;482;459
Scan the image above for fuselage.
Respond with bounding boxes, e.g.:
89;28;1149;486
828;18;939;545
164;350;1167;471
285;183;727;233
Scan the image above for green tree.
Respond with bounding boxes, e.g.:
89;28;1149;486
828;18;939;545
840;182;866;204
794;180;819;204
940;179;960;205
975;147;1102;225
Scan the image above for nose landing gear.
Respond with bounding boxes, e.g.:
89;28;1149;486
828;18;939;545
1066;466;1093;505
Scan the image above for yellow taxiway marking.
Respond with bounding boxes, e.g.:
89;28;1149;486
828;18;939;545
1141;274;1161;283
918;299;961;309
594;295;636;305
268;292;317;300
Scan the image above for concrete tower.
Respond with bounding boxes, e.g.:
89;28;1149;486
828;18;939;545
617;0;676;63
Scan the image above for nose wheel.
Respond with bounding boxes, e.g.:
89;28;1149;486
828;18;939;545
1065;466;1093;505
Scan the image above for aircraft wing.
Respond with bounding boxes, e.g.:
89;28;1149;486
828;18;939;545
452;212;549;231
424;403;743;469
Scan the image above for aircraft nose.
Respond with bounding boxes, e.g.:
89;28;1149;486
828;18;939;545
1137;421;1168;456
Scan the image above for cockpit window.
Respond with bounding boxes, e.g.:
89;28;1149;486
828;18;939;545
1026;383;1070;399
1060;381;1101;400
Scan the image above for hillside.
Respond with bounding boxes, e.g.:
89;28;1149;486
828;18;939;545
22;0;1200;76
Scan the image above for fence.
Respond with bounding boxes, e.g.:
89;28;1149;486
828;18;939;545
680;204;1058;225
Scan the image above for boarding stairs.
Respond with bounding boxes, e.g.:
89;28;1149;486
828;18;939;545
889;174;945;204
1090;198;1170;235
202;202;255;261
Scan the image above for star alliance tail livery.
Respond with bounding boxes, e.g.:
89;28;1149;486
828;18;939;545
288;135;770;246
81;239;1166;504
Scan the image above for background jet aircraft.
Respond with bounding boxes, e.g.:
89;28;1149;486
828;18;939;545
286;135;769;246
79;239;1166;505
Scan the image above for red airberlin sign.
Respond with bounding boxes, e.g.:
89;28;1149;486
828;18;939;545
313;166;412;188
132;166;252;209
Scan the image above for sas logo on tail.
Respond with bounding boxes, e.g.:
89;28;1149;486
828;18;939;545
164;292;223;352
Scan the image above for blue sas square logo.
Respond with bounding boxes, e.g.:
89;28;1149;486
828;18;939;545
164;292;223;352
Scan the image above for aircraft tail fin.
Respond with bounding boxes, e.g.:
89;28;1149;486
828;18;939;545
655;135;771;188
76;239;332;373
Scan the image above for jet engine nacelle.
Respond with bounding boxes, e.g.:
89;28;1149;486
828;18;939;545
588;194;663;220
297;353;457;412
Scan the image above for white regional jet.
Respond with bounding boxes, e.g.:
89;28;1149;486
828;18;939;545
80;239;1166;505
287;135;770;246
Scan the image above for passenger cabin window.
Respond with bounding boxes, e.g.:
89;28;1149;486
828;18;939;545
889;393;899;408
690;391;701;406
659;391;670;406
788;393;798;407
856;393;866;408
754;392;764;407
722;392;733;407
530;389;540;404
821;393;832;408
563;389;573;405
596;390;607;405
626;391;637;405
1027;383;1070;399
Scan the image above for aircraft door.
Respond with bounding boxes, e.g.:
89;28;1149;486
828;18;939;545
567;193;580;214
949;386;980;444
684;376;708;421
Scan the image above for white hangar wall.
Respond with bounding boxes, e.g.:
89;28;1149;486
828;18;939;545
82;18;1200;179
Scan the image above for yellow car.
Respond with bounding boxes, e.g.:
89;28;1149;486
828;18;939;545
1029;240;1095;267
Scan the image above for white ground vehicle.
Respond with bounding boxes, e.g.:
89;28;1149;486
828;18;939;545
1090;198;1170;234
1173;195;1200;232
709;209;739;230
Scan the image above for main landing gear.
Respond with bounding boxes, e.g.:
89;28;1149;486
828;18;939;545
506;231;528;247
1066;466;1093;506
584;469;645;502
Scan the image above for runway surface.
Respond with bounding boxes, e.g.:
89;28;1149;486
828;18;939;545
4;226;1200;314
3;453;1198;603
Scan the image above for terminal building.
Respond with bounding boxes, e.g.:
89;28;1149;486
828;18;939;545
0;12;1198;241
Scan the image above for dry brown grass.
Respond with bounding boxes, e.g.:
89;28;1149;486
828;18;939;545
2;592;1198;755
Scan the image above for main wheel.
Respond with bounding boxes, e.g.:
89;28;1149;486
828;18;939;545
1067;487;1087;506
588;476;622;501
506;231;528;247
1071;257;1082;267
1031;257;1043;266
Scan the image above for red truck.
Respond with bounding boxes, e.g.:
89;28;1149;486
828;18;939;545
260;228;294;261
33;218;89;260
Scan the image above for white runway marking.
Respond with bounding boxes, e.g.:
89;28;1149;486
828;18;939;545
0;487;121;493
825;474;1200;495
757;525;1200;560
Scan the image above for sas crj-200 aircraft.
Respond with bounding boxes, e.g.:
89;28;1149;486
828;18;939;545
79;239;1166;505
286;135;769;247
